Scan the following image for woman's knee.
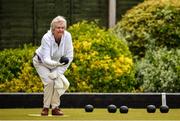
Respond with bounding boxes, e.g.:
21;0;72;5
45;80;54;88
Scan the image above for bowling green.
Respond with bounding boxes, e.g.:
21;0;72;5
0;108;180;120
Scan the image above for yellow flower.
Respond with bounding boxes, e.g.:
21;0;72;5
72;63;77;70
115;68;123;76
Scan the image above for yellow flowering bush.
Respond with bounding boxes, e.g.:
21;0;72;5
66;21;136;92
0;62;43;92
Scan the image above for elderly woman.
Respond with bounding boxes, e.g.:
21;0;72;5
33;16;73;116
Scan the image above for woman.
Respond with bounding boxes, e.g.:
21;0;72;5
33;16;73;116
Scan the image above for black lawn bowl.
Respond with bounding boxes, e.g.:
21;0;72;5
60;56;69;65
84;104;94;112
107;104;117;113
147;105;156;113
119;105;128;113
160;105;169;113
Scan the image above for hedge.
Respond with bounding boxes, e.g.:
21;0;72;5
113;0;180;58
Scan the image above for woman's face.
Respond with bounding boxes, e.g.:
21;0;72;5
53;22;65;39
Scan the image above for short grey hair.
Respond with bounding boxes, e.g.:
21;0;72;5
50;16;67;32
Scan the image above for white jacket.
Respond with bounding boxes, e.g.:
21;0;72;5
35;30;73;74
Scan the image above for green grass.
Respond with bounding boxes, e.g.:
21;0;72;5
0;108;180;120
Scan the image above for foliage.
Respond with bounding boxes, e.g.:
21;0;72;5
66;21;136;92
135;47;180;92
0;44;43;92
0;62;43;92
0;44;35;84
113;0;180;58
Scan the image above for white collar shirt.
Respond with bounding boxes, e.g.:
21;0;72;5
36;30;73;74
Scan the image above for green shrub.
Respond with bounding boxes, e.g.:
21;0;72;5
113;0;180;57
0;44;35;84
66;21;136;92
135;47;180;92
0;44;43;92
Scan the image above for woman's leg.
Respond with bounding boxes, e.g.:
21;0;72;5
33;56;54;109
51;88;60;109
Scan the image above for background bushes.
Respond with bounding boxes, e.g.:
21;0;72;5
113;0;180;58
